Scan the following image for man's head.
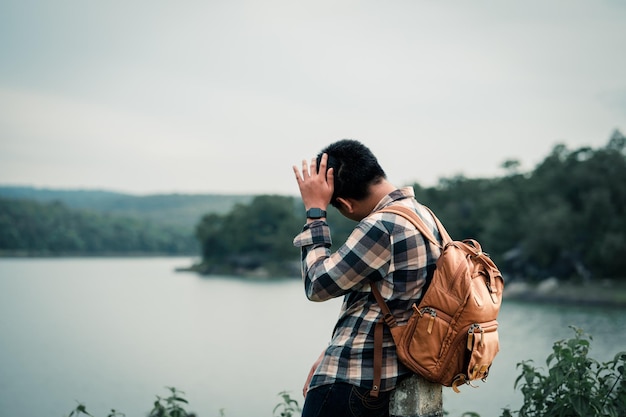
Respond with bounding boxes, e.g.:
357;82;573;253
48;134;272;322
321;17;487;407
316;139;387;209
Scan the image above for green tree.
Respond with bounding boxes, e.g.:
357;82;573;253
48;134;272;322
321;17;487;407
195;195;302;275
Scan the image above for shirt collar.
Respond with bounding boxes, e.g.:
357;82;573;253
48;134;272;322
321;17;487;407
371;186;415;213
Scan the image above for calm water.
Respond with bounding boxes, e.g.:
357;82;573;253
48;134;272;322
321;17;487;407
1;258;625;417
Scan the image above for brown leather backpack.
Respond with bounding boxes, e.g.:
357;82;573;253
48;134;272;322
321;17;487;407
369;205;504;396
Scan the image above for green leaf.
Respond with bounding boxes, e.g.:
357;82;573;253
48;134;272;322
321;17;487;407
173;397;189;404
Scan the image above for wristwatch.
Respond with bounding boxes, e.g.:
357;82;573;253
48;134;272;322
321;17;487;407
306;208;327;219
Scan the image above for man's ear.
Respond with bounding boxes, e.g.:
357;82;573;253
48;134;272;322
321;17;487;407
336;197;354;213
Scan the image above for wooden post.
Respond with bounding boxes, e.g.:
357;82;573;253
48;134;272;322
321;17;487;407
389;375;443;417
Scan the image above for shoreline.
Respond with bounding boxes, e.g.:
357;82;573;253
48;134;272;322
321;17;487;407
2;253;625;308
503;278;626;308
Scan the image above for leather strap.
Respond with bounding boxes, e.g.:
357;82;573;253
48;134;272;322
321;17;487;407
370;284;400;397
371;319;383;398
379;205;452;247
371;283;395;322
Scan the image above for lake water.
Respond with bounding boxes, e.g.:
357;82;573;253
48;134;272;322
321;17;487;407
1;257;625;417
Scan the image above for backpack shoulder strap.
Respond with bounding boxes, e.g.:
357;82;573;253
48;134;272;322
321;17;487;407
368;204;450;398
369;283;397;398
378;205;452;247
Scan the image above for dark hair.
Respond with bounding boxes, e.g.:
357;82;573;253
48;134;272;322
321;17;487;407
317;139;386;208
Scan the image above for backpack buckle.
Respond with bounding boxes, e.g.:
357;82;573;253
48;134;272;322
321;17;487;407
383;313;397;327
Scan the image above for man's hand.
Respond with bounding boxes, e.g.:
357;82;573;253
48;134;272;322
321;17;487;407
293;152;334;211
303;351;325;398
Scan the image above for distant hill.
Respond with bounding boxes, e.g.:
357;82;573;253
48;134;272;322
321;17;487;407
0;186;254;232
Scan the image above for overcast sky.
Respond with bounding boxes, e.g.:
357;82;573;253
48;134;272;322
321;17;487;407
1;0;624;196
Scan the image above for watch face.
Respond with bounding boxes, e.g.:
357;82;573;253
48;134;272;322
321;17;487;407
307;208;326;218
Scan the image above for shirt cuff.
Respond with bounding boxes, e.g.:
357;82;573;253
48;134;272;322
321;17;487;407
293;220;332;247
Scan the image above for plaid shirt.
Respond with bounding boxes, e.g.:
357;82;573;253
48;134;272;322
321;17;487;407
293;187;442;393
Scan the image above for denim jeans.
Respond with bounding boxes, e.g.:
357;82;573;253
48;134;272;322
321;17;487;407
301;383;391;417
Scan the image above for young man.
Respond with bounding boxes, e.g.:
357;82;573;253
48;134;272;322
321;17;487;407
292;139;443;417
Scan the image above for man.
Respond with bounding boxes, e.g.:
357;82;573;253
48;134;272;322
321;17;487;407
292;139;443;417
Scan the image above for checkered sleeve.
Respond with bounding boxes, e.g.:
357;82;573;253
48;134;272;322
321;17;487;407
293;217;392;302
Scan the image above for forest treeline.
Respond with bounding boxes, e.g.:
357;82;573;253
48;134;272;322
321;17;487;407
2;131;624;282
0;198;198;255
195;131;626;282
0;186;252;230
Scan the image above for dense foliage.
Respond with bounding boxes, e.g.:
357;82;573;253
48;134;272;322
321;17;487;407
411;131;626;282
194;194;304;276
0;198;197;255
416;132;626;280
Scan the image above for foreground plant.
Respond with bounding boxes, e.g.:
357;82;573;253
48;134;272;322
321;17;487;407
503;326;626;417
148;387;195;417
67;403;125;417
67;388;300;417
272;391;301;417
67;387;195;417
